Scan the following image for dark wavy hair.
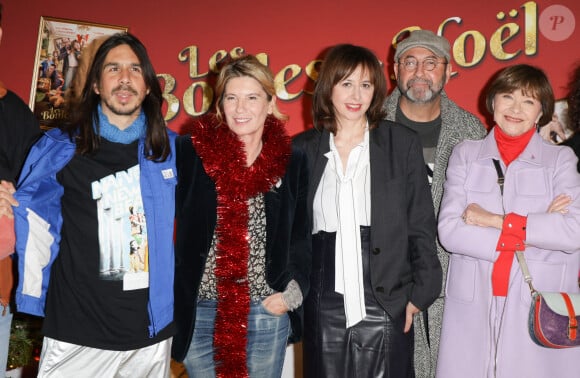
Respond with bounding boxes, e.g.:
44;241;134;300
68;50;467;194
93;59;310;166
312;44;387;134
567;64;580;135
485;64;554;127
63;33;169;161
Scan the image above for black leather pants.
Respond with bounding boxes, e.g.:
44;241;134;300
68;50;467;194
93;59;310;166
303;227;414;378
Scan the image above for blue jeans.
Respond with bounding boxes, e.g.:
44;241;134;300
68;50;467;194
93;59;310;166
0;310;13;376
183;299;290;378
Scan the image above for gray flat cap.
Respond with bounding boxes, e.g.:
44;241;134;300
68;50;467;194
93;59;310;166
395;30;451;62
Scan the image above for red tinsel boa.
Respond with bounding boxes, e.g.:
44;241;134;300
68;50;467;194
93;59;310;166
189;114;291;377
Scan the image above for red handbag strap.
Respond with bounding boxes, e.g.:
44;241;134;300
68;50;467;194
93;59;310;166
561;293;578;340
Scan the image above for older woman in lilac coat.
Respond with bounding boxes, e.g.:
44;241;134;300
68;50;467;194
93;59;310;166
436;64;580;378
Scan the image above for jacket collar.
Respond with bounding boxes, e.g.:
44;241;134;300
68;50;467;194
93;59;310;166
44;127;76;144
311;123;385;173
479;128;543;166
307;128;330;210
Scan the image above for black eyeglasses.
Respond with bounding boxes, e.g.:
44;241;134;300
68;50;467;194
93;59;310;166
398;57;447;72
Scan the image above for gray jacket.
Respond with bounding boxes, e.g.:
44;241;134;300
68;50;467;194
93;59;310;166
384;88;487;378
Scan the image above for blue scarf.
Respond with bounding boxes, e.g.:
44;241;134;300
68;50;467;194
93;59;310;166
97;104;146;144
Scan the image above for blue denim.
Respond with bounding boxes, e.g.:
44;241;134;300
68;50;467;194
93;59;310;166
0;310;13;376
183;299;290;378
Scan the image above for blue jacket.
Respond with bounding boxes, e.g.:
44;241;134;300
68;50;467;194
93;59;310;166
14;128;177;337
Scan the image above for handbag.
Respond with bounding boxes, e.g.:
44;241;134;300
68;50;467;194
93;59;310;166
491;159;580;349
516;252;580;348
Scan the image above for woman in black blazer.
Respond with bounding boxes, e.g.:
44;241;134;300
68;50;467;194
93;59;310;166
172;55;311;378
293;44;441;377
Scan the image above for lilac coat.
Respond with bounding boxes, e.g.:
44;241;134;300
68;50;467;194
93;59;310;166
437;131;580;378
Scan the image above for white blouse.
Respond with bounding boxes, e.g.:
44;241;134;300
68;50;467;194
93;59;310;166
312;128;371;327
312;130;371;233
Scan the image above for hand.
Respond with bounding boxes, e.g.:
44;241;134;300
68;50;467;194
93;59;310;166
462;203;503;229
262;293;288;316
539;114;566;144
404;302;420;333
0;181;18;219
547;194;572;214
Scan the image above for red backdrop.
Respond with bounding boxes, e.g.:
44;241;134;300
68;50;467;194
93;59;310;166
2;0;578;135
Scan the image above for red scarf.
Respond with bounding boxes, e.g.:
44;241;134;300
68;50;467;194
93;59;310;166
190;114;291;378
494;125;535;166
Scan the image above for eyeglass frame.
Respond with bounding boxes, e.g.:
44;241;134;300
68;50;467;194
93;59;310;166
397;57;448;72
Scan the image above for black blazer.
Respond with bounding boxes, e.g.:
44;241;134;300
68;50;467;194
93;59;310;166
171;135;312;362
292;121;441;319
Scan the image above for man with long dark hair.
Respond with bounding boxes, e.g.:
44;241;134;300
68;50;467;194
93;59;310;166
10;33;177;377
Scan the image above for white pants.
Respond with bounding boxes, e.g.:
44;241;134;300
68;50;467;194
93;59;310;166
37;336;172;378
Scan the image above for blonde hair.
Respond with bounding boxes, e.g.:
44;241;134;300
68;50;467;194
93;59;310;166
214;55;287;122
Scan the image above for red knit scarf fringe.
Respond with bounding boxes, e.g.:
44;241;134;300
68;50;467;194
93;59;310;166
189;114;291;377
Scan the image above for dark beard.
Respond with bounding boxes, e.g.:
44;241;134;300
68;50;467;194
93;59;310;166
102;85;142;116
101;99;142;116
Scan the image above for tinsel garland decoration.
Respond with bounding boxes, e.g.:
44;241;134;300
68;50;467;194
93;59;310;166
190;114;291;377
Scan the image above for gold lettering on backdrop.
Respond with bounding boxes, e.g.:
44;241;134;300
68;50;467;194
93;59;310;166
522;1;538;55
160;47;321;119
391;26;421;52
275;65;303;101
209;50;230;74
179;45;209;79
158;74;179;121
159;1;540;120
448;1;537;64
437;17;460;36
453;30;487;67
230;47;247;60
183;82;214;117
304;60;322;96
438;17;486;69
490;22;520;60
255;53;269;66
